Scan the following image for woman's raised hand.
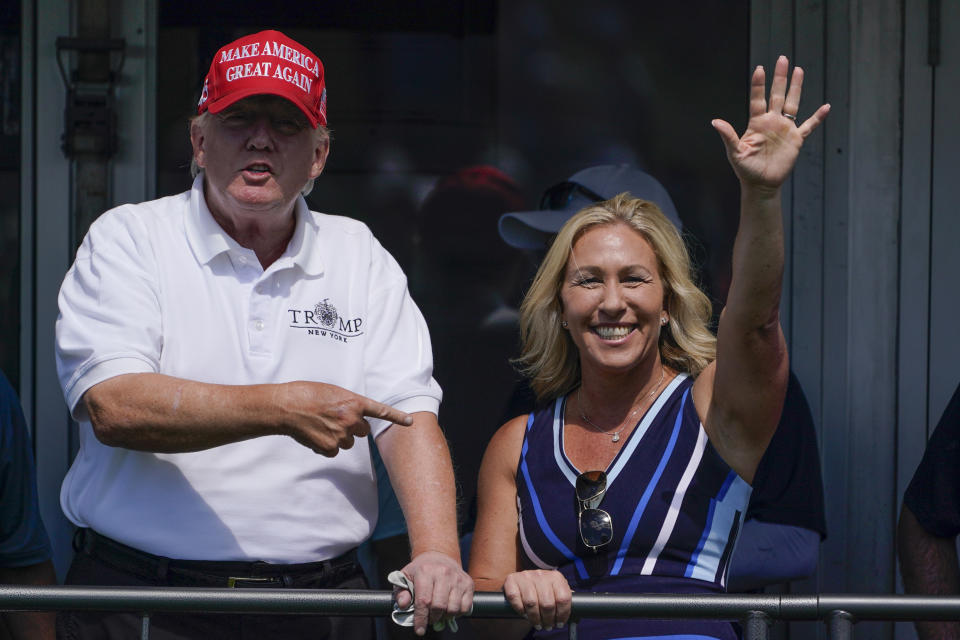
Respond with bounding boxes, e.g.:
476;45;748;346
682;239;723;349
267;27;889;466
712;55;830;190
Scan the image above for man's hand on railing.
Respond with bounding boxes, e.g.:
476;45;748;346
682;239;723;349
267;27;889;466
395;551;474;636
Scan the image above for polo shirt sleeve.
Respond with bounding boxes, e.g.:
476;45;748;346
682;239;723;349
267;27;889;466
56;209;163;420
362;237;442;437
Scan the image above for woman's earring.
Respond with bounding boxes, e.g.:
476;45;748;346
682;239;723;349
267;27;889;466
561;320;568;329
661;316;668;326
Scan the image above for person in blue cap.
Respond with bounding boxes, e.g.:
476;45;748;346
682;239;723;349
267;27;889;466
498;164;827;594
498;165;684;251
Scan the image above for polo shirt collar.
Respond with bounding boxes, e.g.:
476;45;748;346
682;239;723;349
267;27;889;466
186;174;324;277
286;197;325;277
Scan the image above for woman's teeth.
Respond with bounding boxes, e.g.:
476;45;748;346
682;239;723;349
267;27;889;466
594;326;632;339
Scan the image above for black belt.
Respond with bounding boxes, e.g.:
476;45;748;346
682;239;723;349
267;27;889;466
74;528;361;588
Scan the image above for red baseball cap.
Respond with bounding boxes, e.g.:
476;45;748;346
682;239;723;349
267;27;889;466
197;30;327;127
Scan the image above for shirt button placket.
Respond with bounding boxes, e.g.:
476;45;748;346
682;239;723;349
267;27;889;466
248;275;272;355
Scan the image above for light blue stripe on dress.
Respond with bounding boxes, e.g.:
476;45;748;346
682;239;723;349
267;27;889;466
686;471;751;582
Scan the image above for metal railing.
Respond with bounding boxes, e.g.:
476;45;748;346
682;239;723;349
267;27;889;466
3;586;960;639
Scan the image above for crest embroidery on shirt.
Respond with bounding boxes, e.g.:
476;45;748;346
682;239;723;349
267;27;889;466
315;299;338;328
287;298;364;343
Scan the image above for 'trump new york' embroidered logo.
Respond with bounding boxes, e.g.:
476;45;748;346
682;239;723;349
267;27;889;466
288;299;364;343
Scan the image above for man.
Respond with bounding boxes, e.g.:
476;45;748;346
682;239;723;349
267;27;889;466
0;369;56;640
497;164;827;591
899;383;960;640
55;30;471;639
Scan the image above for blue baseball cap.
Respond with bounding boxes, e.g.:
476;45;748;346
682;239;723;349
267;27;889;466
498;164;682;249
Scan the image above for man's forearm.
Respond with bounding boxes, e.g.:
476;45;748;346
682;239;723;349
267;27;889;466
377;413;461;561
376;414;473;635
899;505;960;639
82;373;409;455
84;373;283;452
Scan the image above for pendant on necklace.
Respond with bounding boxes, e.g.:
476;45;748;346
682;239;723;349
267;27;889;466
611;433;620;443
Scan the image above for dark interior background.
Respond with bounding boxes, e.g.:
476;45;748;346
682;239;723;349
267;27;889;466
0;3;20;392
154;0;750;525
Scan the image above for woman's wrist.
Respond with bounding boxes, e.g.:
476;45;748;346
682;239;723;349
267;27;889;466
739;182;782;203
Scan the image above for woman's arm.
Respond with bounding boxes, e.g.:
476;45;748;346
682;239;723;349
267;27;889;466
468;415;571;636
469;415;527;591
694;56;830;483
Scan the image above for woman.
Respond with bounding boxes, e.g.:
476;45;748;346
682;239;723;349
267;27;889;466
468;56;829;639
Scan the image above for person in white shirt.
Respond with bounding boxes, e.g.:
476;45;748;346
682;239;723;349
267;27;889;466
55;29;471;640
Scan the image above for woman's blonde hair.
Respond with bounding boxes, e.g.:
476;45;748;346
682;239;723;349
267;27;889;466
515;192;716;402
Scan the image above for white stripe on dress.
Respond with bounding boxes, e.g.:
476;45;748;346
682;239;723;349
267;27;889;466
640;424;708;575
517;494;556;570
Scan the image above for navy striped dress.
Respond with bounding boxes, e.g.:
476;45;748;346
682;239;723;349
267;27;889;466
516;374;751;640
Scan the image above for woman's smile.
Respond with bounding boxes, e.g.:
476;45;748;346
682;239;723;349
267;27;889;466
591;323;637;341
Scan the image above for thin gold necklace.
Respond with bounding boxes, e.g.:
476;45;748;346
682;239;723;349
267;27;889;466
577;366;666;443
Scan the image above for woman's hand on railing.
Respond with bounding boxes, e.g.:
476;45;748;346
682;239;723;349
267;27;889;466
502;569;572;632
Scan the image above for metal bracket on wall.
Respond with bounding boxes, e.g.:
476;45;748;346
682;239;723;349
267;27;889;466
55;37;125;158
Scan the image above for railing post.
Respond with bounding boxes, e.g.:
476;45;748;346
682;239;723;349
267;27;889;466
827;610;855;640
567;620;578;639
140;612;150;640
743;610;771;640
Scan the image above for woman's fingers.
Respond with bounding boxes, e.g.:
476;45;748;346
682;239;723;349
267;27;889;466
547;572;572;628
768;55;790;114
556;580;573;627
782;65;804;117
534;576;558;630
503;570;571;631
711;119;740;156
798;103;832;138
518;576;543;628
503;573;533;620
749;65;767;118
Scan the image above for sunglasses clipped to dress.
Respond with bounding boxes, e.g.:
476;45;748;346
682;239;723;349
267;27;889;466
576;470;613;551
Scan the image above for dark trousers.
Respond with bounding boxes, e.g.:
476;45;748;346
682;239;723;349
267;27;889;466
57;529;375;640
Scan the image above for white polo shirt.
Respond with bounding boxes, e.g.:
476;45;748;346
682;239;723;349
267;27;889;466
55;175;441;563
